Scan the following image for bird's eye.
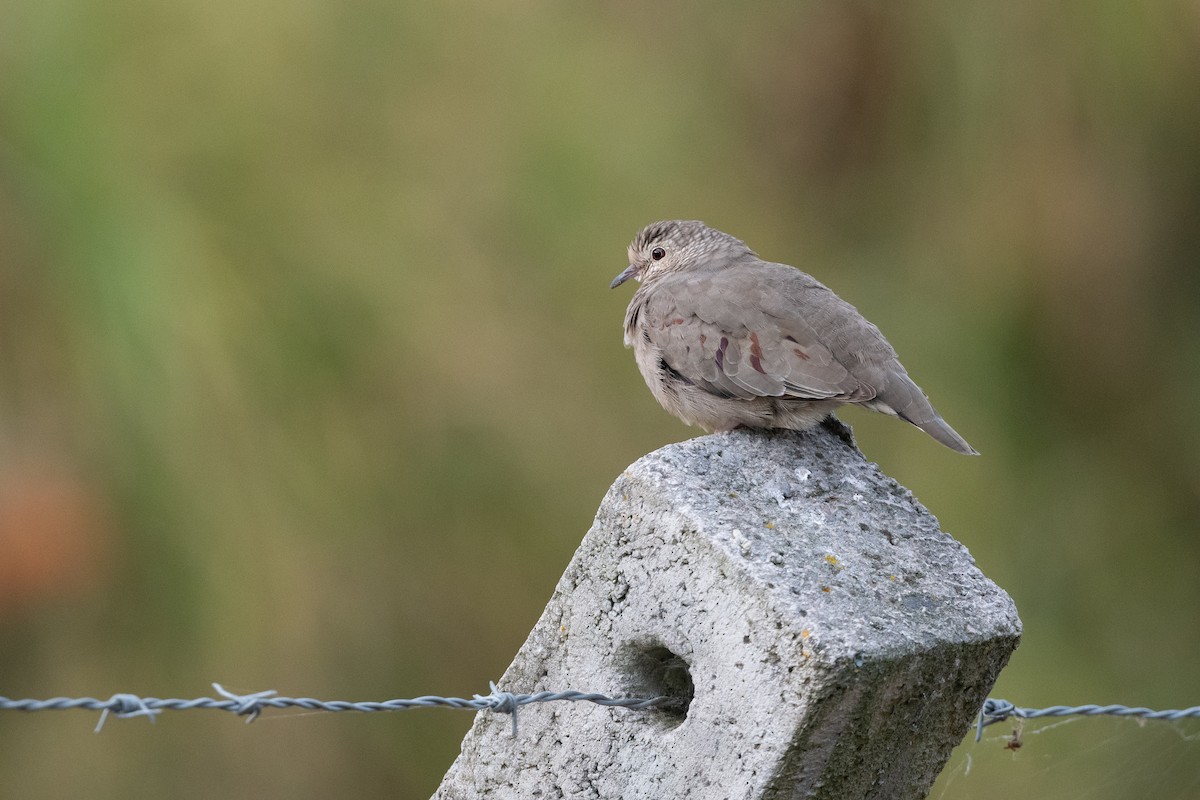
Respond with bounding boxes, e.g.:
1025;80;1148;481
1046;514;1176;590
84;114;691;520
651;247;666;261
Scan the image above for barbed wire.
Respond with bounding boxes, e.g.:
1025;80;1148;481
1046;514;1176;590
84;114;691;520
0;683;677;736
3;684;1199;742
975;698;1200;741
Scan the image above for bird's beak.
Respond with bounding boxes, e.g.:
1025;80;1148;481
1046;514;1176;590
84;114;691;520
610;264;638;289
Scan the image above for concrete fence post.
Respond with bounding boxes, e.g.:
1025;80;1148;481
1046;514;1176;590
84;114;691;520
434;426;1021;800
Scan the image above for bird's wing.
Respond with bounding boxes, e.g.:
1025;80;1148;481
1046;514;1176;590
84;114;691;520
640;265;880;402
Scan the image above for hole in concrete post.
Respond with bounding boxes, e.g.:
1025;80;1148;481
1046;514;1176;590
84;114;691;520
620;643;694;727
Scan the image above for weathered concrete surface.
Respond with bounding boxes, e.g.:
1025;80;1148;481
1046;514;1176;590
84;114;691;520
434;425;1021;800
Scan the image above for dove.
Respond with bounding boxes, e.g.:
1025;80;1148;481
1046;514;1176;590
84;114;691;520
611;220;977;454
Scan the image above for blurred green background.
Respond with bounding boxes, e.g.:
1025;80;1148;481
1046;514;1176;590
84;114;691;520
2;2;1199;798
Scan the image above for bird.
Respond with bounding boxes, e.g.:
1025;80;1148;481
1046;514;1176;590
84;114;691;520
610;220;977;455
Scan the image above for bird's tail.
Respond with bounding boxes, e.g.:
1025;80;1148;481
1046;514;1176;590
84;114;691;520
909;413;978;455
869;374;978;455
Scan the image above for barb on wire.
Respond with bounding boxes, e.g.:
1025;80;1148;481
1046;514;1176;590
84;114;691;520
0;683;678;736
477;681;521;736
94;693;160;733
212;684;278;723
976;698;1200;741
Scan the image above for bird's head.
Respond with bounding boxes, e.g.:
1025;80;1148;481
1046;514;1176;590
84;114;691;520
610;220;753;289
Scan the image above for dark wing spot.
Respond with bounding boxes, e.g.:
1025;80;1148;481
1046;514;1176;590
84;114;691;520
749;332;766;374
783;335;798;343
715;336;729;370
793;348;810;361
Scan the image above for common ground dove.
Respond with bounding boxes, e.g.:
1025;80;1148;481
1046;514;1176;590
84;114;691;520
611;220;977;454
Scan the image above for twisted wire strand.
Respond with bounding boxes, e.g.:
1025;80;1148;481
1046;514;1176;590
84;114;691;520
0;684;677;735
976;698;1200;741
4;687;1198;741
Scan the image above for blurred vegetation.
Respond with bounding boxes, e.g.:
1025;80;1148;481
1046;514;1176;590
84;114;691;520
1;2;1199;797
